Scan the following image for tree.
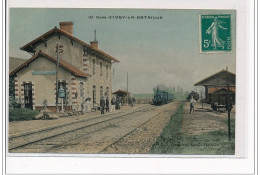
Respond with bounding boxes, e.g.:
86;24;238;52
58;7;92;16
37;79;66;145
9;76;15;98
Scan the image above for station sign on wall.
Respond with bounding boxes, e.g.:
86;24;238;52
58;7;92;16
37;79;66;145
32;71;56;75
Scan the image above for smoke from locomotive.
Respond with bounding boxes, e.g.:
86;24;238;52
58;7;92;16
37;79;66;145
186;91;199;101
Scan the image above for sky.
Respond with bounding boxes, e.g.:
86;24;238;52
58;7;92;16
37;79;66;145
9;9;236;94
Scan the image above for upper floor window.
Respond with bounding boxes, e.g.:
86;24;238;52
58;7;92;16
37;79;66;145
92;59;95;75
106;65;108;79
100;62;103;77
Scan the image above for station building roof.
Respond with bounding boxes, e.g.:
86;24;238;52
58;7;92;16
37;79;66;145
113;89;130;96
211;88;235;95
20;27;119;63
194;70;236;87
9;50;89;78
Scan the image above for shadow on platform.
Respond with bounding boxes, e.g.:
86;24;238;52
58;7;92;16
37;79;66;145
194;108;212;112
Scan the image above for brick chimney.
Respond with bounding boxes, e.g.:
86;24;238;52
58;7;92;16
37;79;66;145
90;30;98;50
90;41;98;50
59;22;73;35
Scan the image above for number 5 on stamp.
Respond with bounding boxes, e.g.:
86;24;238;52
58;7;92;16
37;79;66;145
200;14;231;53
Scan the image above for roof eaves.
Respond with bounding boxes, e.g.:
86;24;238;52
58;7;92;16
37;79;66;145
39;51;89;78
10;51;89;78
20;27;57;51
9;52;40;76
21;27;119;63
194;70;235;86
113;89;130;94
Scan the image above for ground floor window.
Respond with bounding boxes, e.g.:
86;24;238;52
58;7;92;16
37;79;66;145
24;83;33;109
80;82;84;98
106;87;109;97
100;86;103;99
93;86;96;104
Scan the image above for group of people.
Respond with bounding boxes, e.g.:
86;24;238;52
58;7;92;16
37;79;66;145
100;96;123;114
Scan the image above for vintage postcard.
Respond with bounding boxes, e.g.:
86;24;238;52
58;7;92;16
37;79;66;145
8;8;238;156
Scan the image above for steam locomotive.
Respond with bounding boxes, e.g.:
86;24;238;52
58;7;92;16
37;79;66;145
152;88;174;105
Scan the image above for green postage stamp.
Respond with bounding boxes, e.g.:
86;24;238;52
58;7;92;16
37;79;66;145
200;14;231;52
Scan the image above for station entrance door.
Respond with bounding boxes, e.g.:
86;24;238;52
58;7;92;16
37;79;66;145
24;83;33;109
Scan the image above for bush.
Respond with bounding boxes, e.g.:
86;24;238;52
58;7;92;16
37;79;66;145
9;76;15;98
9;108;39;121
9;96;21;109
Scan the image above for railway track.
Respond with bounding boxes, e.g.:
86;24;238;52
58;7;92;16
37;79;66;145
9;104;157;152
98;110;165;153
99;103;182;153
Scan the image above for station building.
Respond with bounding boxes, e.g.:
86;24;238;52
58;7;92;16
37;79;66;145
10;22;119;112
113;89;130;104
194;69;236;104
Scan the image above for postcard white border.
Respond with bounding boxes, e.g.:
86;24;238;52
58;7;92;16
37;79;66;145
2;0;256;174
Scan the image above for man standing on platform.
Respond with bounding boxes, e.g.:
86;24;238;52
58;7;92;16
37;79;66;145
100;96;105;114
106;96;109;112
111;96;116;112
190;96;196;113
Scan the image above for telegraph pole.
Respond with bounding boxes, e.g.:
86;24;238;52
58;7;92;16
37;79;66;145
56;44;60;113
226;67;231;141
127;72;128;106
200;90;204;109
